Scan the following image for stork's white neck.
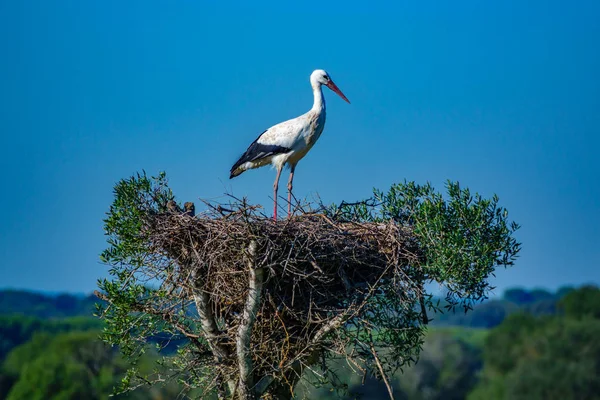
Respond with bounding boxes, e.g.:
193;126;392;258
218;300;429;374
311;83;326;112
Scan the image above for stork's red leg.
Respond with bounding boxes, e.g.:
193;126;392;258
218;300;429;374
273;167;282;221
287;165;296;217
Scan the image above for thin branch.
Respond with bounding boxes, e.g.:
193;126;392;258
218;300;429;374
370;343;395;400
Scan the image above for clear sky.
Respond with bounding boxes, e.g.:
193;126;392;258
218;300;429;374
0;0;598;295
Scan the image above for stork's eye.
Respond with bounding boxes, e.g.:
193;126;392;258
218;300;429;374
324;76;330;81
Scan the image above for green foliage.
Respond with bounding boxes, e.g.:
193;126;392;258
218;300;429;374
298;327;487;400
558;284;600;319
0;316;102;398
97;172;205;395
504;319;600;399
479;313;541;375
432;300;518;328
0;290;99;319
100;171;173;268
3;331;121;400
397;328;484;400
432;286;571;328
434;326;489;349
377;182;519;292
0;315;102;362
503;288;554;305
329;181;520;309
2;331;194;400
470;286;600;400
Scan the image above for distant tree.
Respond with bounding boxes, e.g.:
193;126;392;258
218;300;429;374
458;300;517;328
558;285;600;319
503;288;554;305
528;289;554;303
504;319;600;399
503;288;534;305
295;328;487;400
0;290;99;319
0;316;43;362
0;315;102;361
470;286;600;400
434;286;569;330
396;329;483;400
522;298;557;317
4;332;121;400
3;331;193;400
555;285;575;298
97;172;520;399
477;313;541;377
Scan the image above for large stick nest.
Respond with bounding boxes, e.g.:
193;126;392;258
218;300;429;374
143;201;425;390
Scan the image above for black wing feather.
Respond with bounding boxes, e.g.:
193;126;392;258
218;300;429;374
230;131;292;179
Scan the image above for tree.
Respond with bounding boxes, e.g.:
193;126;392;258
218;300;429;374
470;286;600;400
558;284;600;319
503;288;535;305
97;172;519;399
0;290;99;318
3;331;194;400
0;315;102;362
395;328;484;400
432;300;518;328
4;331;127;400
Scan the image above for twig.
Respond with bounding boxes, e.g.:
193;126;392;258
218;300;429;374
370;343;395;400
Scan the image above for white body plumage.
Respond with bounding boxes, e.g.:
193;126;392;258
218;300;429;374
235;107;326;175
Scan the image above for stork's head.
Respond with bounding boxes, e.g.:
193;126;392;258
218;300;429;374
310;69;350;104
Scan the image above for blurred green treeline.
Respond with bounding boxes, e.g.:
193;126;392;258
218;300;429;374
0;284;598;399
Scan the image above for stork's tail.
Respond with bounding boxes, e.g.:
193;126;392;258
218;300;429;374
229;165;245;179
230;154;250;179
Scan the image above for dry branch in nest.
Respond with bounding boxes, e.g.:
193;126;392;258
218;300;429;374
133;199;426;398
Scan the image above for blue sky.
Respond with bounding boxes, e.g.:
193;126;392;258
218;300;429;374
0;0;598;295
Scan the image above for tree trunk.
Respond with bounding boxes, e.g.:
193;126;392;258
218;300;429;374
236;241;263;399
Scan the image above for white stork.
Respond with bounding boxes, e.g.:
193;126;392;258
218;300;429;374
230;69;350;220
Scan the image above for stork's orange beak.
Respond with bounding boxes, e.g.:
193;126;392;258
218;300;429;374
326;80;350;104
